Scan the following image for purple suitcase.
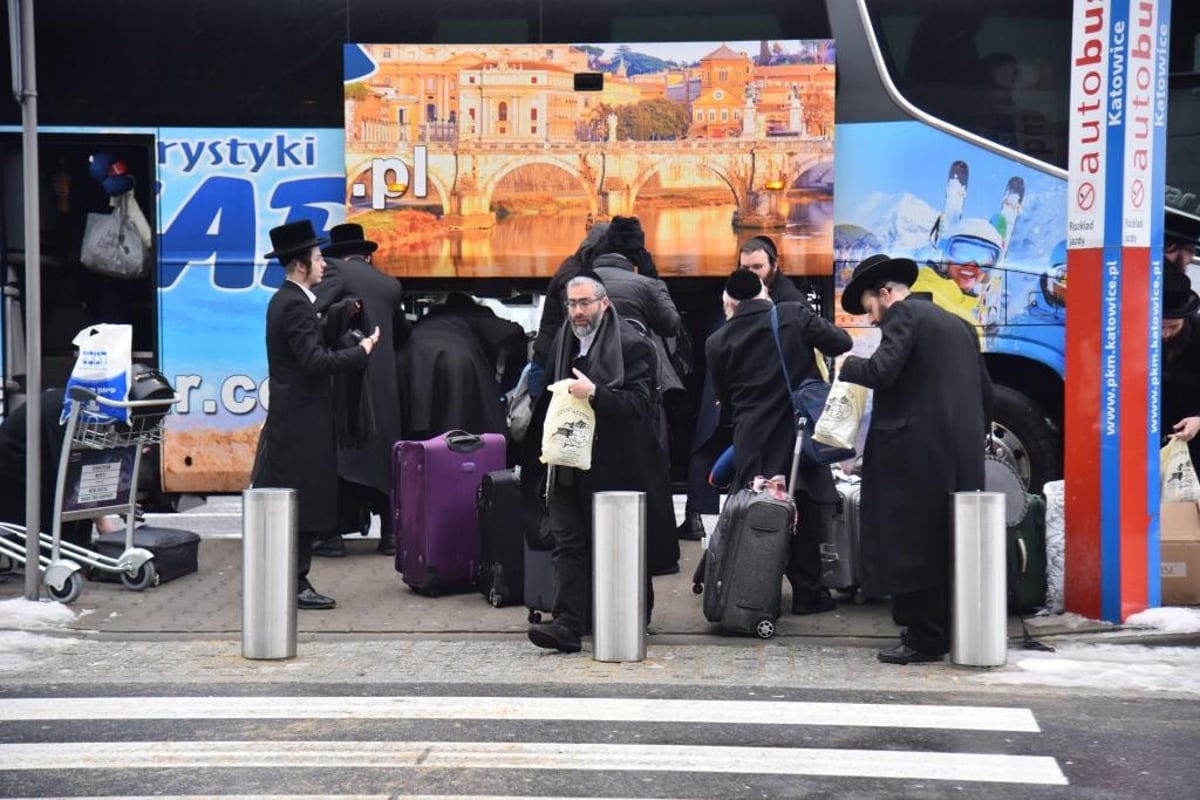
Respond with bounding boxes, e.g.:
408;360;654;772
392;430;506;596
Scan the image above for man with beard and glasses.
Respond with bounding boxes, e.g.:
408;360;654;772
526;273;674;653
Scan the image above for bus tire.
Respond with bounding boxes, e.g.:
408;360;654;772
990;384;1061;493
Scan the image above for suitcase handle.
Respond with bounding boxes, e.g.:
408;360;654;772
443;430;484;453
1016;538;1028;575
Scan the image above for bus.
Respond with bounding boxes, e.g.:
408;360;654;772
1;0;1197;505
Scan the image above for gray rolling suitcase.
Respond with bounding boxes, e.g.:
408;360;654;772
692;487;794;638
820;480;863;601
691;430;803;639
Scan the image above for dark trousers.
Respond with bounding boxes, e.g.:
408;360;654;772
297;530;318;592
546;472;653;635
892;585;950;654
787;494;831;601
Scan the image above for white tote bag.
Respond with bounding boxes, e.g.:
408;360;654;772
1161;437;1200;503
812;377;868;452
539;379;596;471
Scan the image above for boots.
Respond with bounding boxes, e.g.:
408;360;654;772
676;510;705;541
377;524;395;556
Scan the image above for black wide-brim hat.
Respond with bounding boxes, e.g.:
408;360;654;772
1164;268;1200;319
322;222;379;258
841;253;919;315
264;220;327;260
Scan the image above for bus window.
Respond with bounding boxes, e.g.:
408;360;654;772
865;0;1071;170
543;0;829;42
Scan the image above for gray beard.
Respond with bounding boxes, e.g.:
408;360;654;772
572;317;600;338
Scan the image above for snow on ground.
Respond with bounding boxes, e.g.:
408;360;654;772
0;597;79;672
1123;606;1200;634
972;643;1200;695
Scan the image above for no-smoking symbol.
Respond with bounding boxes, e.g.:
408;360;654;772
1077;182;1095;211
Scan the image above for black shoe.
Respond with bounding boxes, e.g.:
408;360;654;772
650;562;680;577
876;644;945;665
792;590;837;615
527;620;582;653
311;536;346;558
377;534;396;556
297;587;337;610
676;511;705;541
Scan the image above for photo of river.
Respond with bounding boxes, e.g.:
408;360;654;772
373;190;832;278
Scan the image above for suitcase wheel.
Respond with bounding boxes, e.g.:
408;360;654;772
528;610;542;624
691;582;703;595
755;618;777;639
488;588;502;608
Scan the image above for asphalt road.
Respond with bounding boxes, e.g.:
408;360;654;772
0;681;1194;799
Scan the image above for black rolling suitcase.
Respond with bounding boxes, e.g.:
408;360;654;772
476;467;531;607
477;465;544;609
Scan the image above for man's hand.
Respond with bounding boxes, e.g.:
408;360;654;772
1174;416;1200;442
568;368;596;401
360;326;381;354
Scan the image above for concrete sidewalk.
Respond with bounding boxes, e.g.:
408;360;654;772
0;534;1126;646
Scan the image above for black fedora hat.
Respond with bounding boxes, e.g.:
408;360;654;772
322;222;379;258
1164;269;1200;319
841;253;919;315
264;220;327;260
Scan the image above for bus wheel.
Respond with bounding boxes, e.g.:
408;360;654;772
990;385;1061;493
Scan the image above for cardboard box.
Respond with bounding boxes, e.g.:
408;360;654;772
1160;502;1200;606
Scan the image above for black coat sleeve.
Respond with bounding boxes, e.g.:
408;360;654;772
839;300;919;389
645;278;682;337
793;303;852;357
281;296;369;377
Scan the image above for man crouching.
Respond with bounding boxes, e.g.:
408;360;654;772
528;273;673;653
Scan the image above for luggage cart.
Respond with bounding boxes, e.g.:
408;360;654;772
0;385;179;603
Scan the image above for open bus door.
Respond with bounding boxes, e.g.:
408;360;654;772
0;132;157;410
0;131;164;500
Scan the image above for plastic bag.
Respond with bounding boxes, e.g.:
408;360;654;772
505;363;534;443
812;378;868;452
61;324;133;425
80;192;148;279
539;379;595;470
1042;479;1065;615
1161;437;1200;503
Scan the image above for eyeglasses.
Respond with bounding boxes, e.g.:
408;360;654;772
565;297;601;310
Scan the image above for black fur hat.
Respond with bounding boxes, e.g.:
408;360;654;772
602;216;645;254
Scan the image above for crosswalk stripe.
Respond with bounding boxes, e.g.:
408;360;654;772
0;740;1069;785
0;695;1040;732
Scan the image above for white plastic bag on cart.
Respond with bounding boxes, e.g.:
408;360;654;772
60;324;133;425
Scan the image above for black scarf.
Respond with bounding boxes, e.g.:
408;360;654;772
321;296;375;448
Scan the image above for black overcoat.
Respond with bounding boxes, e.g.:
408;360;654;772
534;307;679;574
1162;317;1200;465
839;296;993;596
251;280;368;534
399;299;527;440
705;299;852;504
314;256;408;497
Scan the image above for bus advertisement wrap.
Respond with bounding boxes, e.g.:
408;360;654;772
342;41;836;278
832;121;1067;366
158;128;346;493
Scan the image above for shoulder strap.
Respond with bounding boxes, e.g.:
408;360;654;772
769;305;795;394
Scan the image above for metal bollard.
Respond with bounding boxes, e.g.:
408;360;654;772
242;488;298;660
951;491;1007;667
592;491;646;663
